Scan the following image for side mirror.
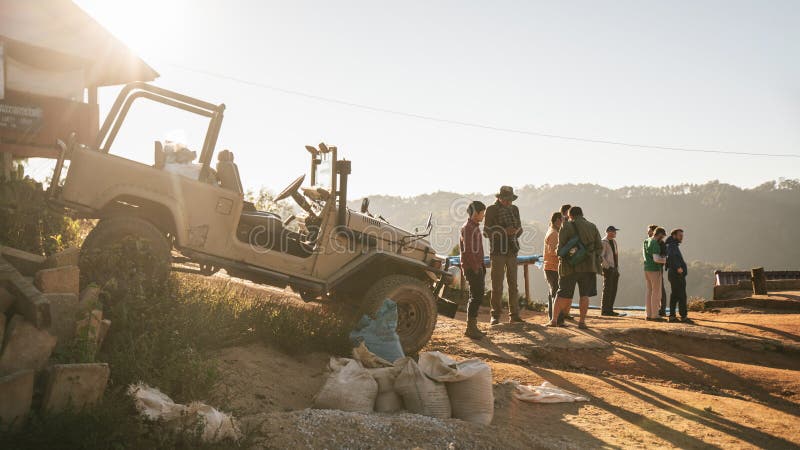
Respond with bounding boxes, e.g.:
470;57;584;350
425;213;433;233
360;198;370;213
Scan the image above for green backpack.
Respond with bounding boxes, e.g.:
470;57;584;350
558;222;589;267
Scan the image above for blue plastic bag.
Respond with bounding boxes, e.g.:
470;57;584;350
349;299;405;363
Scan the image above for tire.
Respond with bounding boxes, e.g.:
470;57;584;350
79;216;171;294
361;274;437;355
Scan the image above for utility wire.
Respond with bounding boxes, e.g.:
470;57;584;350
165;63;800;159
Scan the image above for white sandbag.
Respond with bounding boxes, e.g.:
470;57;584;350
369;366;404;413
127;383;242;443
313;358;378;413
393;357;451;419
509;380;589;403
419;351;494;425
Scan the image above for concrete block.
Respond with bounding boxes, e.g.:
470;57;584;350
43;293;80;349
0;262;51;328
42;363;110;413
79;285;101;310
0;315;57;375
0;246;46;276
0;370;34;429
0;286;13;314
46;247;81;269
35;265;80;296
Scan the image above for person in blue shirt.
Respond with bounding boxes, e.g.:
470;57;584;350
666;228;692;323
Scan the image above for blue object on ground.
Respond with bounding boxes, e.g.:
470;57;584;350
349;299;405;363
446;254;543;268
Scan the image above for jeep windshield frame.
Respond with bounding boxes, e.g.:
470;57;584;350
94;82;226;176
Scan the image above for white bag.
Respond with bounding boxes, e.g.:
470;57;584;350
393;357;451;419
369;366;404;413
313;358;378;413
419;351;494;425
509;380;589;403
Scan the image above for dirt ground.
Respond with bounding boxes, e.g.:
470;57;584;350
209;292;800;449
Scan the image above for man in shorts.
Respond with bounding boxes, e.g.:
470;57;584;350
547;206;603;329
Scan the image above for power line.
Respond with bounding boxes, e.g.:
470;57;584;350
164;63;800;159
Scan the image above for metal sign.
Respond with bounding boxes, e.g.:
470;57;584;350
0;102;44;132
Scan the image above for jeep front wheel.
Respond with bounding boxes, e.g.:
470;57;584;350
79;216;171;294
362;274;437;355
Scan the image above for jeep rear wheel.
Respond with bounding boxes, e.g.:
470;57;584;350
362;274;437;355
80;216;171;294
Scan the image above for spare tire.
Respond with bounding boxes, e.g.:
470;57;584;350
361;274;437;355
80;216;171;294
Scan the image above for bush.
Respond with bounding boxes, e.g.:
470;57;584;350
688;296;707;312
0;178;79;255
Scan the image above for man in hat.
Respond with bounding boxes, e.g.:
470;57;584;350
483;186;524;324
600;226;621;316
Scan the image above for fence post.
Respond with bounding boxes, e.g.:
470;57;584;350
751;267;767;295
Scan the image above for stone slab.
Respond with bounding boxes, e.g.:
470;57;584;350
79;285;101;310
42;363;110;413
0;369;34;429
0;315;57;375
46;247;81;269
44;293;80;349
1;257;51;328
0;246;46;276
35;265;80;296
0;286;13;314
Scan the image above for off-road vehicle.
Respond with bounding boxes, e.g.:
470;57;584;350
49;82;452;354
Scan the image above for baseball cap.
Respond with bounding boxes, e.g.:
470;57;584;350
606;226;620;232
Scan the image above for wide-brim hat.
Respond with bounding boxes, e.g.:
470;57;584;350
495;185;518;200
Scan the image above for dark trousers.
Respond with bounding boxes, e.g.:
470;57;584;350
545;270;559;320
668;271;688;318
601;268;619;313
464;267;485;319
659;276;667;315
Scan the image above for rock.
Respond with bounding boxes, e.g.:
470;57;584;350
1;257;51;328
79;285;101;310
34;265;80;296
0;315;57;375
45;247;81;269
98;319;111;349
0;286;13;313
42;363;110;413
0;370;34;429
43;293;80;349
0;246;46;276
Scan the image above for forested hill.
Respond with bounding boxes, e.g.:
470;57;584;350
350;179;800;271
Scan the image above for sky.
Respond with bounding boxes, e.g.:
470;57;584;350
73;0;800;198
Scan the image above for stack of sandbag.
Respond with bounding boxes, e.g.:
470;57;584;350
353;343;404;413
312;357;378;413
393;357;451;419
419;351;494;425
349;299;405;363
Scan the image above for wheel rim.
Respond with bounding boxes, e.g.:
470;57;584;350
391;288;428;347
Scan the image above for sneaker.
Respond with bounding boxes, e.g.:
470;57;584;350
658;310;667;317
601;312;621;317
646;317;666;322
509;315;525;324
668;316;679;323
578;322;589;329
490;317;500;326
680;317;694;324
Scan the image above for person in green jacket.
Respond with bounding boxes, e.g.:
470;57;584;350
547;206;603;329
643;227;668;320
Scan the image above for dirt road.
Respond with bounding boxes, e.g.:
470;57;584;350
210;297;800;449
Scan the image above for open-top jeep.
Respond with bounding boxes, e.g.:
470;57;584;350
49;82;451;354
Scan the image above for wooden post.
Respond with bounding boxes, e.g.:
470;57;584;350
523;262;531;305
751;267;767;295
1;149;12;181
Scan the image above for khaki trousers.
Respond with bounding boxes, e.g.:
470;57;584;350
644;271;663;319
490;253;520;318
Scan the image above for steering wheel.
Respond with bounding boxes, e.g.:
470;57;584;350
275;174;315;217
275;174;306;202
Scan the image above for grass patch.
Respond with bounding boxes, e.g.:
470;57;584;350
688;296;708;312
2;273;351;448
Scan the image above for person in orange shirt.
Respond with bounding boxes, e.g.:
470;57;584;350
542;211;563;324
